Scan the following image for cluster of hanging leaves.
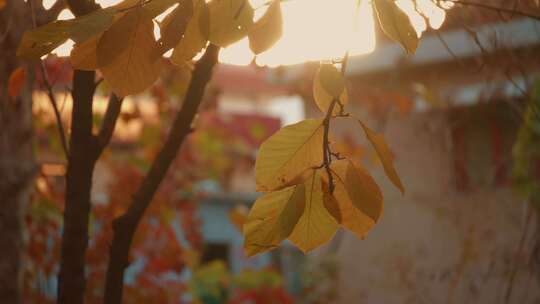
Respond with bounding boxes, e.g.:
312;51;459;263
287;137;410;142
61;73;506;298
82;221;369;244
17;0;422;256
17;0;284;97
244;63;405;256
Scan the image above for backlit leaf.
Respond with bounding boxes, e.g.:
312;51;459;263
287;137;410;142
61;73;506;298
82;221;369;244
317;64;345;98
171;0;209;66
8;67;26;98
244;184;305;257
70;35;99;70
313;66;348;115
326;160;383;239
373;0;418;54
208;0;254;47
288;170;339;253
17;8;115;60
100;9;163;97
255;119;325;192
158;0;194;56
359;120;405;194
248;0;282;54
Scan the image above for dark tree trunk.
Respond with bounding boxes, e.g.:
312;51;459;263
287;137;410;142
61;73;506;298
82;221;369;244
0;2;36;303
104;44;220;304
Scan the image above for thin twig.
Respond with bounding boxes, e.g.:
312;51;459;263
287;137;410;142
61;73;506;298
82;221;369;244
40;64;70;159
96;94;123;154
448;0;540;21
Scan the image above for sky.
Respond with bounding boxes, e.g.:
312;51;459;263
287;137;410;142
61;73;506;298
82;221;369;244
46;0;449;66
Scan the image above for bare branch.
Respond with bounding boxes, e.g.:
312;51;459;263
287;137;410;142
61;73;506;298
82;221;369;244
104;44;220;304
97;94;123;153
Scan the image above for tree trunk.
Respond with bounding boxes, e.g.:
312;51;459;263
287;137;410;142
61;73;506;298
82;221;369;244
0;2;36;303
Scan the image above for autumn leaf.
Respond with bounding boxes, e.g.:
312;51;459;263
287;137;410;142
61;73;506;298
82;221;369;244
70;35;99;70
171;0;209;66
288;170;339;253
17;8;115;60
358;120;405;194
313;64;348;115
99;9;163;97
228;205;249;233
244;184;305;257
157;0;194;56
208;0;254;47
8;67;26;98
248;0;282;55
255;119;325;192
325;160;383;239
373;0;418;54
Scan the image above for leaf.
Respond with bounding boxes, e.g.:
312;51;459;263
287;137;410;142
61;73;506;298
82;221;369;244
326;160;383;239
99;9;163;97
288;170;339;253
317;64;345;98
373;0;418;54
17;8;115;60
248;0;282;54
8;67;26;98
70;35;99;70
171;0;209;66
244;184;305;257
358;120;405;194
208;0;254;47
158;0;194;55
313;65;348;115
255;119;325;192
228;205;249;233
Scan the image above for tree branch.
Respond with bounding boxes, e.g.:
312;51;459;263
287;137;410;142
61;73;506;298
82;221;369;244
40;63;70;159
103;44;220;304
97;94;123;154
448;0;540;21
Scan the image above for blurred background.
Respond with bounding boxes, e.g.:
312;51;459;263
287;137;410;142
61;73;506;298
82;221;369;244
3;0;540;303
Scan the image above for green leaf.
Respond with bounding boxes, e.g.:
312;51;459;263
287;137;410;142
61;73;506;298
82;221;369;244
373;0;418;54
288;170;339;253
17;8;115;60
244;184;305;257
248;0;282;54
208;0;254;47
255;119;325;192
359;120;405;194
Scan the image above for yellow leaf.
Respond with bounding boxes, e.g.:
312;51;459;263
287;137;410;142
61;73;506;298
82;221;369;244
70;35;99;70
17;8;115;60
208;0;253;47
228;205;249;233
326;160;383;239
317;64;345;98
99;9;163;97
171;0;209;66
157;0;194;55
244;184;305;257
248;0;282;55
255;119;325;192
358;120;405;194
313;66;348;115
8;67;26;98
288;170;339;253
373;0;418;54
